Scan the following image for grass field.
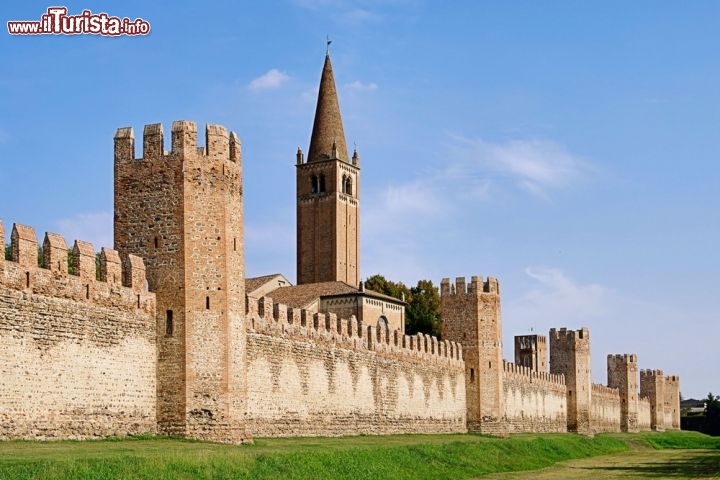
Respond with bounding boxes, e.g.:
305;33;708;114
0;431;716;480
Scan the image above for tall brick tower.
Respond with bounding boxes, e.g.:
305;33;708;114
549;328;591;434
114;121;248;443
296;53;360;286
441;276;506;435
607;354;640;432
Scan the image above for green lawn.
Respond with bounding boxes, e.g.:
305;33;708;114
0;431;714;480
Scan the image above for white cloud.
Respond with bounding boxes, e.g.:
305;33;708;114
248;69;290;91
512;267;611;326
54;212;113;250
345;80;378;92
447;134;591;198
337;8;383;24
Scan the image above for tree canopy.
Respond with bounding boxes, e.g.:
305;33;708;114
364;274;442;338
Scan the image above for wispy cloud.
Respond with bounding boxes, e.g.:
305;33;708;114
447;134;591;199
346;80;378;92
248;69;290;91
337;8;383;25
54;212;113;250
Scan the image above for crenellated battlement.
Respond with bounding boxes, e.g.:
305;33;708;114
549;327;590;342
246;295;463;366
502;360;565;386
608;353;638;365
592;383;620;397
0;219;155;313
640;369;664;378
440;275;500;296
114;121;241;164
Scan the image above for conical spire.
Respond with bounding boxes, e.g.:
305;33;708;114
307;53;349;163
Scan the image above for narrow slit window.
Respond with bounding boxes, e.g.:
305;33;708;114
165;310;174;336
470;368;475;383
319;174;326;193
25;271;30;288
311;175;318;194
206;296;210;309
154;237;159;248
233;237;237;251
85;284;90;299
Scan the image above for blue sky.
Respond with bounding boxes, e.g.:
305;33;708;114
1;1;718;399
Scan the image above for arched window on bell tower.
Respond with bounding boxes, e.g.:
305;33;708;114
345;176;353;196
341;174;347;194
319;174;326;193
311;175;319;194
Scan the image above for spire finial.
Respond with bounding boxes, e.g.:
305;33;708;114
326;35;332;55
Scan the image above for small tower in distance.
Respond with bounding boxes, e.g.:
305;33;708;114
640;369;665;431
441;276;506;436
607;353;640;433
514;334;548;372
296;52;360;286
549;327;592;434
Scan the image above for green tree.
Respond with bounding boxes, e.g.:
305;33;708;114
364;274;442;338
364;274;410;301
704;392;720;436
406;279;441;337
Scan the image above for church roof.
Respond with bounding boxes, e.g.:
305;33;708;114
266;281;404;310
245;273;292;298
307;53;349;163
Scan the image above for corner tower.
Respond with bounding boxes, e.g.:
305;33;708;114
296;53;360;286
114;121;248;443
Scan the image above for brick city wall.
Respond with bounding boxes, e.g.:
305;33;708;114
502;361;566;433
590;383;621;433
243;297;466;436
0;221;156;440
638;396;652;431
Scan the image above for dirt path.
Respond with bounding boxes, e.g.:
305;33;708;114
479;448;720;479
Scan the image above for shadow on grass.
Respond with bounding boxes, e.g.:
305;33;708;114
584;450;720;478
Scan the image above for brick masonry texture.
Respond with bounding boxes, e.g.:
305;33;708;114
245;297;466;435
502;361;566;433
0;223;156;440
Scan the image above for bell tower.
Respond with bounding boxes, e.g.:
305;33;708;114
296;52;360;286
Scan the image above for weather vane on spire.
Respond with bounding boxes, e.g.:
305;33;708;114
326;35;332;54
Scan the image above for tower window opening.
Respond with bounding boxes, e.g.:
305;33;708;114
206;296;210;309
154;237;159;248
470;368;475;383
319;174;326;193
233;237;237;251
25;271;30;288
346;177;353;196
341;175;346;193
311;175;319;194
85;284;90;299
166;310;174;336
